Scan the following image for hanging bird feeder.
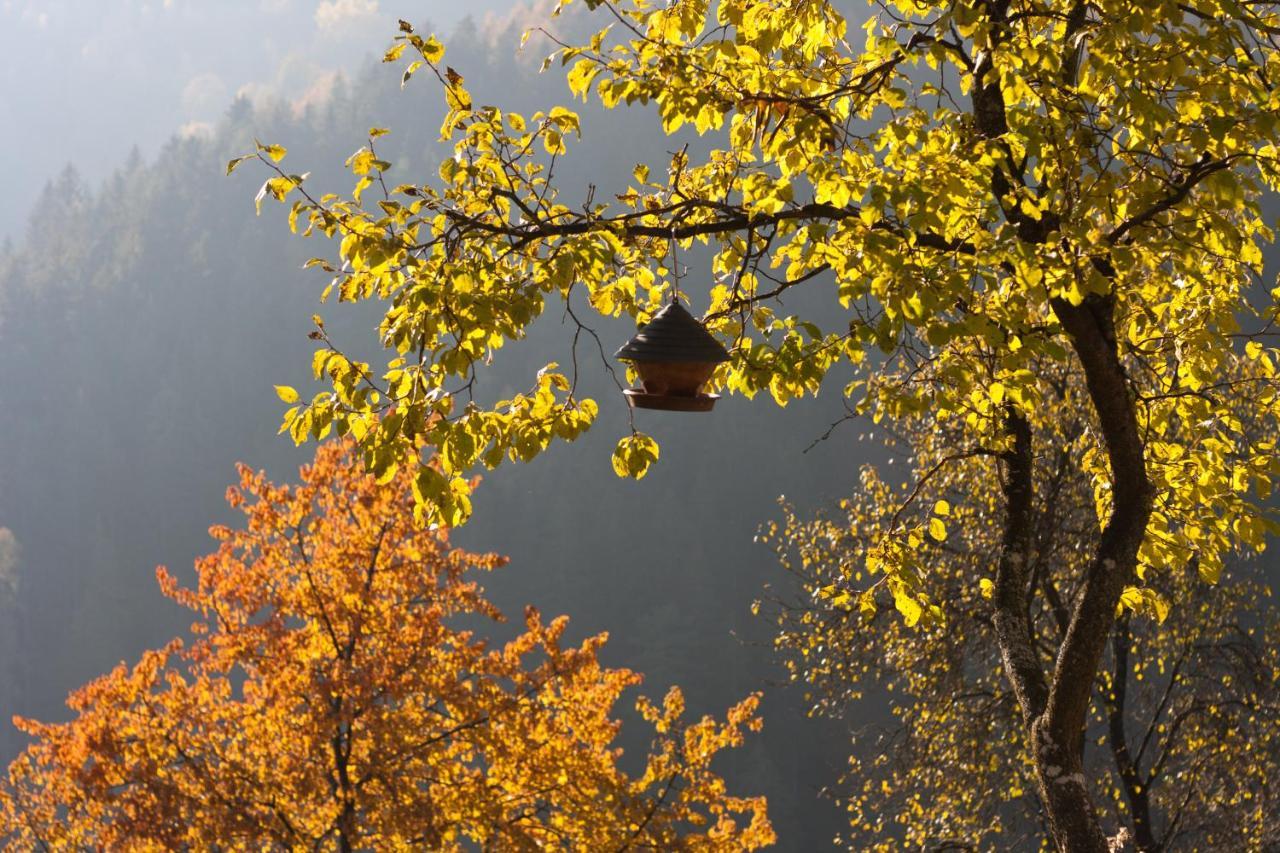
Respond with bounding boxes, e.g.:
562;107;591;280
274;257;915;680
615;301;730;412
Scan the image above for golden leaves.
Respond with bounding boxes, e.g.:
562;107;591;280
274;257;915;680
0;439;772;848
223;14;1280;845
612;432;660;479
215;0;1280;581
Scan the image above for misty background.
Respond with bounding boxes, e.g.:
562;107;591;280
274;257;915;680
0;0;889;844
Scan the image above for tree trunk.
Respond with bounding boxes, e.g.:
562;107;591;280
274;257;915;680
967;0;1155;845
991;408;1113;853
989;294;1154;852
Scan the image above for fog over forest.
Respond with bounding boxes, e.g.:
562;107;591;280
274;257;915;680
0;1;871;843
4;1;1280;849
0;0;516;239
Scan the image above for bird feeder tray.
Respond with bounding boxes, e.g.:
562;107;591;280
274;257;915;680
622;388;721;412
615;302;730;412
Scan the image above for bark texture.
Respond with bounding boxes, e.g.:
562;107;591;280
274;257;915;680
972;3;1155;849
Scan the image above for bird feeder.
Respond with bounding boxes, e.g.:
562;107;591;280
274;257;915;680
615;301;730;412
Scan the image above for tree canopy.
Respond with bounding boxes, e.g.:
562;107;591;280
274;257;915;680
237;1;1280;848
0;32;848;836
0;440;773;849
763;381;1280;848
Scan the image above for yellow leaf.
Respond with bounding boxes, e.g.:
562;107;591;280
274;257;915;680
611;433;660;479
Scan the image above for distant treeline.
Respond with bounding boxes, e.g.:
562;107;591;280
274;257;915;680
0;11;861;844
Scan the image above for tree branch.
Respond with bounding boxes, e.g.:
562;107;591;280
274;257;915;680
991;409;1050;721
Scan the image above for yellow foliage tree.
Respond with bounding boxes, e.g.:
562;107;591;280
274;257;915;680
762;372;1280;849
235;2;1280;848
0;440;773;850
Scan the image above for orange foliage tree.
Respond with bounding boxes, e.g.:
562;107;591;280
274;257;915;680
0;440;772;850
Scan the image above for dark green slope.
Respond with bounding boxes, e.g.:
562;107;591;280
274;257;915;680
0;17;873;846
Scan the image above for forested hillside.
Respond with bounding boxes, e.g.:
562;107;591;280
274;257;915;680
0;12;863;842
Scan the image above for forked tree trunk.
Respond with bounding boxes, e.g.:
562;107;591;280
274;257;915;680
992;296;1153;852
967;0;1156;845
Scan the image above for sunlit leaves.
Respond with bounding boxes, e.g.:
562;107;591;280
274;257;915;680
763;380;1280;846
0;440;775;849
257;141;287;163
1118;585;1169;624
236;0;1280;644
253;174;307;215
611;432;659;479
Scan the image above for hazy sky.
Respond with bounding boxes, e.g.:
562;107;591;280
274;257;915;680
0;0;521;239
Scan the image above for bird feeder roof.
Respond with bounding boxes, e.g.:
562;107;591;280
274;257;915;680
614;302;731;364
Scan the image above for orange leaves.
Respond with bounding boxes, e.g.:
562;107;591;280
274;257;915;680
1;438;771;849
